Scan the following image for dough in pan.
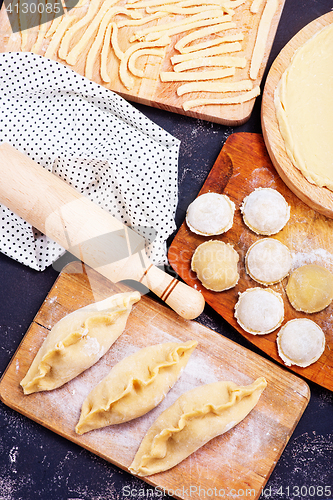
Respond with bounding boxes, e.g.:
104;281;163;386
20;291;141;395
245;238;292;285
75;340;198;434
129;376;267;476
234;287;284;334
241;188;290;235
286;264;333;313
277;318;325;367
191;240;239;292
186;192;235;236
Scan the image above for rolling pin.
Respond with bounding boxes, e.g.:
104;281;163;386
0;143;205;319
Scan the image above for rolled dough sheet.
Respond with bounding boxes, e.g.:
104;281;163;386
274;23;333;190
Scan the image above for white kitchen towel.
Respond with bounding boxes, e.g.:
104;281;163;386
0;52;180;270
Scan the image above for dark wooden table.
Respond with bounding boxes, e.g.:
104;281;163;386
0;1;332;499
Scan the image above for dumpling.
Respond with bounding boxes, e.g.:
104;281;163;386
20;291;141;395
129;376;267;476
286;264;333;313
234;287;284;335
75;340;198;434
241;188;290;235
277;318;326;367
186;193;235;236
245;238;292;285
191;240;239;292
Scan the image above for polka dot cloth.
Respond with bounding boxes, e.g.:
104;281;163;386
0;52;180;270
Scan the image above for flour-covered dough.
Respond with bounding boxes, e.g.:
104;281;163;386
277;318;325;367
20;291;141;394
186;192;235;236
245;238;292;285
234;287;284;334
241;188;290;235
129;377;267;476
75;340;197;434
191;240;239;291
275;23;333;191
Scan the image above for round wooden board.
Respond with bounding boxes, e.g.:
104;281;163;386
261;11;333;219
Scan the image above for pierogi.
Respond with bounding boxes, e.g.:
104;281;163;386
129;377;267;476
75;340;197;434
20;291;141;394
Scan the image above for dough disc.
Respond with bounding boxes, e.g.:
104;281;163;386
241;188;290;235
186;192;235;236
234;287;284;334
245;238;292;285
277;318;325;367
274;23;333;191
191;240;239;292
286;264;333;313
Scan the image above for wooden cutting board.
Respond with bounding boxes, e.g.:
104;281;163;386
261;11;333;219
0;0;285;125
0;261;309;500
168;132;333;392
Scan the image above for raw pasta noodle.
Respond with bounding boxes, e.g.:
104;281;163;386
131;11;231;42
177;79;253;96
173;55;246;72
250;0;278;79
250;0;265;14
119;36;170;89
44;15;78;58
128;47;166;77
100;23;113;82
64;0;121;65
176;32;243;54
85;7;141;79
183;85;260;110
160;67;235;81
174;21;236;52
171;41;242;64
58;0;106;60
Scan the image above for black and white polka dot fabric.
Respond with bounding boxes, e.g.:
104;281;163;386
0;52;180;270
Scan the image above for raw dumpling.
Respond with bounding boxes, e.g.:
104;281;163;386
191;240;239;292
129;377;267;476
234;287;284;334
245;238;292;285
241;188;290;235
20;291;141;395
286;264;333;313
277;318;325;367
186;192;235;236
75;340;198;434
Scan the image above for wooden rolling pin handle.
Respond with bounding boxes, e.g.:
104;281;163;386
0;143;205;320
139;262;205;320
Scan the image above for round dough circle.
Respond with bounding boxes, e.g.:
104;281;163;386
241;188;290;235
191;240;239;292
186;192;235;236
274;23;333;191
245;238;292;285
234;287;284;335
286;264;333;313
277;318;325;367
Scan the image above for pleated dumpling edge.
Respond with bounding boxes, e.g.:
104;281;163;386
129;376;267;476
20;291;141;395
75;339;198;434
